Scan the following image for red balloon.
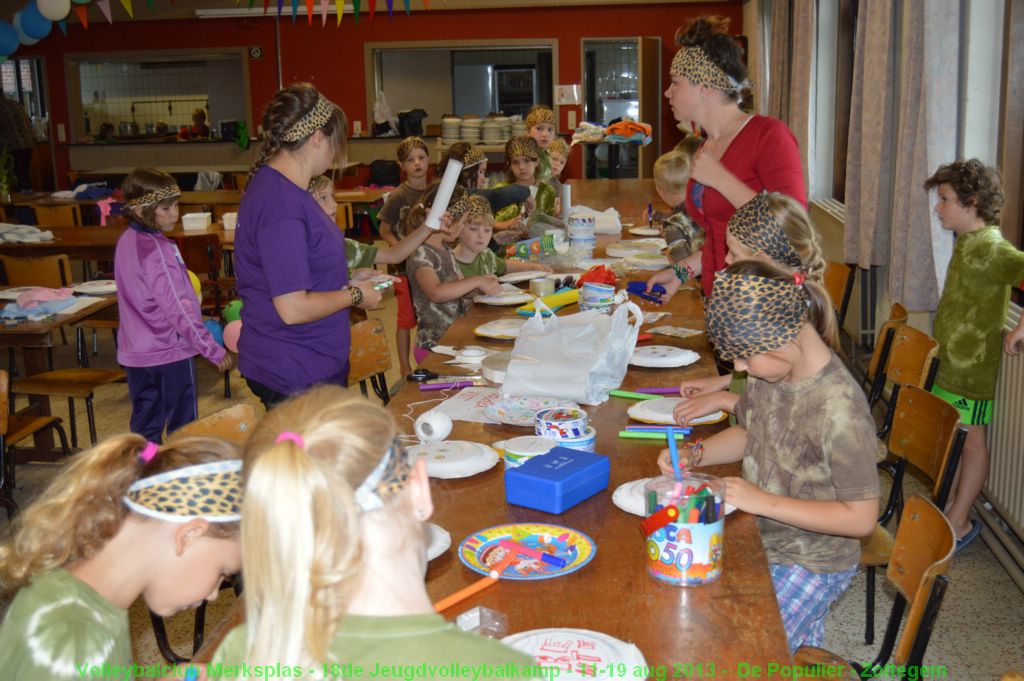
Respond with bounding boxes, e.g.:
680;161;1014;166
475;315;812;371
223;320;242;353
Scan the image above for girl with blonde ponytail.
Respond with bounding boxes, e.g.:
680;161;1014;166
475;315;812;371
674;191;828;426
657;260;878;653
0;435;243;680
211;386;534;677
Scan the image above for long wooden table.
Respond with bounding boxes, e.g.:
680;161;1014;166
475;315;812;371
0;224;235;261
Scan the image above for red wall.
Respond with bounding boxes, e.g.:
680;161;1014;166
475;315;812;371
18;2;742;188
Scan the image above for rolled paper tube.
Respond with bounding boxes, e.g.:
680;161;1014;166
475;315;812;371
634;387;681;395
618;431;688;440
433;553;517;612
561;182;571;222
609;390;660;400
425;159;463;230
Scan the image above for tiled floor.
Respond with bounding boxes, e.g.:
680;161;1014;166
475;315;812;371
1;293;1022;677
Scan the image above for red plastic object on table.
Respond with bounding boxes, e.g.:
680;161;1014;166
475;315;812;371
576;265;617;287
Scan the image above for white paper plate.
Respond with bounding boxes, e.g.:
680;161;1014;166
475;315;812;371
498;270;550;284
72;280;117;294
408;441;500;479
426;523;451;561
484;396;581;427
605;239;665;258
503;629;647;681
612;477;736;517
474;318;527;340
629;226;662;237
474;290;535;306
630;345;700;368
578;257;621;269
0;286;40;301
626;398;728;426
624;251;670;270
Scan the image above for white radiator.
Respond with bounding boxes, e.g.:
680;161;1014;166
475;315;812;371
980;301;1024;592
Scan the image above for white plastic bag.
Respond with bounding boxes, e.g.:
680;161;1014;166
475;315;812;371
502;298;643;405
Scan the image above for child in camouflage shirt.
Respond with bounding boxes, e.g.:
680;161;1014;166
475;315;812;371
924;159;1024;550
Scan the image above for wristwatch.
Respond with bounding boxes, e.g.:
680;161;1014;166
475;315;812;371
347;285;363;307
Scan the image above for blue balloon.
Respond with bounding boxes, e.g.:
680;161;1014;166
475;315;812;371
0;21;18;56
203;319;225;347
12;13;38;46
20;1;53;40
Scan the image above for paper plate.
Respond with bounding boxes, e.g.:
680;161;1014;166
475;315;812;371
578;257;620;269
72;280;117;295
503;629;647;680
624;251;670;270
498;270;551;284
474;290;535;306
458;523;596;580
605;239;666;258
484;396;581;427
426;523;451;561
629;226;662;237
629;345;700;368
408;441;500;479
0;286;40;301
626;398;728;426
612;477;735;517
474;318;527;340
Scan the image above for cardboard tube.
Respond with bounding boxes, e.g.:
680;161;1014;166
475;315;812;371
561;182;571;221
426;159;464;230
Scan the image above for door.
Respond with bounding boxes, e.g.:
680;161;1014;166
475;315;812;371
637;36;661;179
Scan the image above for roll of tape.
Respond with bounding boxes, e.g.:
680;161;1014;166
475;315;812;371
415;410;453;444
557;426;597;453
535;407;590;439
482;351;511;384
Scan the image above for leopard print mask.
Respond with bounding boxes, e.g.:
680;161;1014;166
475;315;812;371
124;460;243;523
728;193;803;270
705;271;808;361
354;439;412;513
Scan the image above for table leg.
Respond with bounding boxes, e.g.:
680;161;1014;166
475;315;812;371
608;144;621;179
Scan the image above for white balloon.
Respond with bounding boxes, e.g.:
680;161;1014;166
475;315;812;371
13;12;39;47
37;0;71;22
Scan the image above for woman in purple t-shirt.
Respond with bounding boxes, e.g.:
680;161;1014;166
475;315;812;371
235;84;390;408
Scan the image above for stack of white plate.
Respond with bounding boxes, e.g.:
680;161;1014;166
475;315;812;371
510;121;528;138
481;120;504;145
492;116;511;141
441;117;462;145
460;118;482;143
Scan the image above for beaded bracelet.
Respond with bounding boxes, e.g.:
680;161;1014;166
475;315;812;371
672;262;695;283
688;439;704;466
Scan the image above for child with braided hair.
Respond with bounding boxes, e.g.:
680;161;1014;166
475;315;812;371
115;167;232;442
0;435;243;680
657;260;878;652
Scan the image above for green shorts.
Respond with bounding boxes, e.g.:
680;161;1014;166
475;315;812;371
931;384;993;426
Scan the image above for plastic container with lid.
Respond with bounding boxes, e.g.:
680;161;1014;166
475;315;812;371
642;473;725;586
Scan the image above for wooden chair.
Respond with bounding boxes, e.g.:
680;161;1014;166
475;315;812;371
228;172;249;191
174;233;230;317
148;403;256;662
0;369;71;520
797;495;955;679
167;403;256;445
860;383;965;645
861;303;909;391
823;260;856;329
33;203;82;227
0;254;73;376
867;323;939;408
348;318;391;404
335;202;354;231
11;367;126;448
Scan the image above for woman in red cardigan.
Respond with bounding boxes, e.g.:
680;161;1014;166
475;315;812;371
647;16;807;300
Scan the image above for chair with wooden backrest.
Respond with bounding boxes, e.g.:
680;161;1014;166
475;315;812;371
0;369;71;520
861;303;909;392
823;260;856;329
0;254;73;375
867;323;940;408
860;383;964;645
33;203;82;227
146;403;257;662
228;172;249;191
335;202;355;232
348;318;391;405
796;495;955;679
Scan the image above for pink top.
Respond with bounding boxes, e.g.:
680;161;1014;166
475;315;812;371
686;115;806;298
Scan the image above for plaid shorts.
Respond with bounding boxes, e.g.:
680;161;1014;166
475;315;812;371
770;563;858;653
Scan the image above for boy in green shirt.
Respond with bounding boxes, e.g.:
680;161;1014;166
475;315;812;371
925;159;1024;550
452;194;551;278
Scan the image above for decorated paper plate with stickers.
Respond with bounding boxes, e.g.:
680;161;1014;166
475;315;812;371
474;318;527;340
628;226;662;237
475;287;536;306
503;628;647;681
626;397;728;426
426;523;451;561
407;441;500;479
458;523;596;581
484;396;581;427
629;345;700;368
605;239;666;258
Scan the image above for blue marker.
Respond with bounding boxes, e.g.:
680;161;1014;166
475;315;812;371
647;203;653;225
666;425;682;481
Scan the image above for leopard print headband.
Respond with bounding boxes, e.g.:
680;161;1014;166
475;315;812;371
671;45;744;95
448;192;473;218
397;137;428;162
705;271;808;361
463;146;486;169
526;107;556;129
354;440;412;513
281;94;337;143
124;460;243;523
728;193;803;270
547;138;569;158
506;136;539;162
460;194;493;219
123;185;181;209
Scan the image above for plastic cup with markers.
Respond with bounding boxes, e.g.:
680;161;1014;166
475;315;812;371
640;473;725;586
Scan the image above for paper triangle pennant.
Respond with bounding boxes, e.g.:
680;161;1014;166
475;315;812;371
119;0;133;19
368;0;375;21
144;0;155;12
319;0;328;26
386;0;393;17
263;0;269;14
305;0;313;24
291;0;299;21
57;19;67;35
97;0;113;23
403;0;410;14
335;0;343;26
73;4;88;28
352;0;359;23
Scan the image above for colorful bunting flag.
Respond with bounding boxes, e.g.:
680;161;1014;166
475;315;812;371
119;0;133;19
305;0;313;24
335;0;343;26
291;0;298;21
57;19;67;35
368;0;374;21
403;0;410;14
97;0;113;23
72;3;88;28
319;0;328;26
144;0;154;12
352;0;359;23
386;0;392;17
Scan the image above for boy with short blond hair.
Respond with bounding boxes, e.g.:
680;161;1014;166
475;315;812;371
653;147;705;265
924;158;1024;551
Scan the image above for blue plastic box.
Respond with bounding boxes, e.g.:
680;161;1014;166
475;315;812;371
504;446;610;514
